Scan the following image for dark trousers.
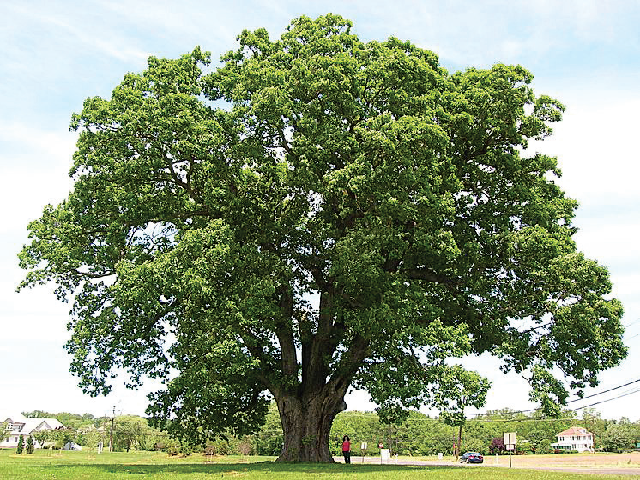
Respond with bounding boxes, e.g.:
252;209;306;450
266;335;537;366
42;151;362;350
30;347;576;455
342;451;351;463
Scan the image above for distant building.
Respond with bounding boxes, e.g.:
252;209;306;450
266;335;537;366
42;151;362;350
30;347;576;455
1;414;64;449
62;441;82;450
551;426;594;453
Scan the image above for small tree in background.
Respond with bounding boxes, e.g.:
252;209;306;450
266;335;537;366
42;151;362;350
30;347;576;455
0;422;9;443
601;419;637;453
31;430;51;449
490;437;505;454
26;436;35;454
80;427;108;451
113;415;154;452
16;435;24;454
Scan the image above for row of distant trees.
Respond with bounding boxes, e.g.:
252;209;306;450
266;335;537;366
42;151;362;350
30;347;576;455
328;407;640;456
202;406;640;456
21;412;172;452
17;406;639;455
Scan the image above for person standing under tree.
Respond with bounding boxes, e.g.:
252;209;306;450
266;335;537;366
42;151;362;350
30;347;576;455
342;435;351;464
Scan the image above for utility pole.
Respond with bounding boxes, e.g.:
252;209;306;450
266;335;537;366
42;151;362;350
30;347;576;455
455;395;467;461
109;406;115;452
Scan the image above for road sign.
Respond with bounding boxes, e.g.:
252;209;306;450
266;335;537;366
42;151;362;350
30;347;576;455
380;448;390;462
504;432;516;468
504;432;516;447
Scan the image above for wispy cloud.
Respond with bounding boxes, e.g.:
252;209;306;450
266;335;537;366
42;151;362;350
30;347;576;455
7;3;150;63
0;122;76;234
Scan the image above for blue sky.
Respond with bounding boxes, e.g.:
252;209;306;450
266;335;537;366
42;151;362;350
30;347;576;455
1;0;639;421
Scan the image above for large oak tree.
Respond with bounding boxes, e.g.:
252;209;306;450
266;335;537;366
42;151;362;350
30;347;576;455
19;14;626;462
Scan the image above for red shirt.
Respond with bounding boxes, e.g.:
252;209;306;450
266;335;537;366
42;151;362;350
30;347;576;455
342;441;350;452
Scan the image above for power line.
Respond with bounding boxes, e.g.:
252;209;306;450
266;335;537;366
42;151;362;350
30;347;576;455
338;377;640;424
466;377;640;419
567;377;640;403
469;385;640;422
571;387;640;412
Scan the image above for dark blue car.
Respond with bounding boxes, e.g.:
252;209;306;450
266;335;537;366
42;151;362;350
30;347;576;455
460;452;483;463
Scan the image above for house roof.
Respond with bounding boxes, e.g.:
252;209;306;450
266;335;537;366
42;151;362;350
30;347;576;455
3;414;28;424
27;419;64;431
3;416;63;434
557;426;592;436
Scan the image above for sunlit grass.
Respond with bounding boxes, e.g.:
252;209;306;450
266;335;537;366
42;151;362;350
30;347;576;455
0;449;634;479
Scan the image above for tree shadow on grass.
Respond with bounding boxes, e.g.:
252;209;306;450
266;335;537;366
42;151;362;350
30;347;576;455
53;461;463;476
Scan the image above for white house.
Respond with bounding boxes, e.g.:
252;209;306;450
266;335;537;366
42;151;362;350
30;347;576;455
1;414;64;449
551;426;595;453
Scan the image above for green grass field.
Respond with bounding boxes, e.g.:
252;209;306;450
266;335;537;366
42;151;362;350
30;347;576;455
0;449;635;479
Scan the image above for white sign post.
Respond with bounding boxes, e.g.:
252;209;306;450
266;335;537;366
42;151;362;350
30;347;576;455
380;448;390;464
504;432;516;468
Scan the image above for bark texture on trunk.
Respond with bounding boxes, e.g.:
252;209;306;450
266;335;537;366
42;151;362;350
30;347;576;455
269;287;369;462
275;388;347;462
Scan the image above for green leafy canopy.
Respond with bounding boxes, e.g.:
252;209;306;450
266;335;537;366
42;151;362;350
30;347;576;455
19;14;626;444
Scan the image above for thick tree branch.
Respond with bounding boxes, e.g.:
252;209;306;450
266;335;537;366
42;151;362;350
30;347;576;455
402;268;459;284
276;284;298;378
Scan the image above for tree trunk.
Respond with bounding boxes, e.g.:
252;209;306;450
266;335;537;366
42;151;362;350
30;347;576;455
275;388;347;462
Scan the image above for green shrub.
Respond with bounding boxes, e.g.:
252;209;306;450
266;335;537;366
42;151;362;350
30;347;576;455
237;438;254;455
205;438;231;456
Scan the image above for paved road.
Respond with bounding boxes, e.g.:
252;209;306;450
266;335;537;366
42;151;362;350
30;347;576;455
336;456;640;476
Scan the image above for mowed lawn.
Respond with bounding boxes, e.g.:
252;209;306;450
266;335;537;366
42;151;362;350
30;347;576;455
0;449;636;480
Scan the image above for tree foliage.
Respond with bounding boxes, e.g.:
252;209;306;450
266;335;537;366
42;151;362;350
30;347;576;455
26;435;35;454
0;422;8;443
601;418;638;453
490;436;505;454
113;415;156;452
30;430;51;449
22;410;104;430
19;14;626;461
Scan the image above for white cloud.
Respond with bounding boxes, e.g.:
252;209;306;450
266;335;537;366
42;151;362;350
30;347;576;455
0;122;76;234
1;374;159;417
345;390;376;411
611;274;640;297
532;96;640;207
0;121;76;160
0;283;70;343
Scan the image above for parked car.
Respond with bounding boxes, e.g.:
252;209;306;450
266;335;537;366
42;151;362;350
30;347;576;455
460;452;483;463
